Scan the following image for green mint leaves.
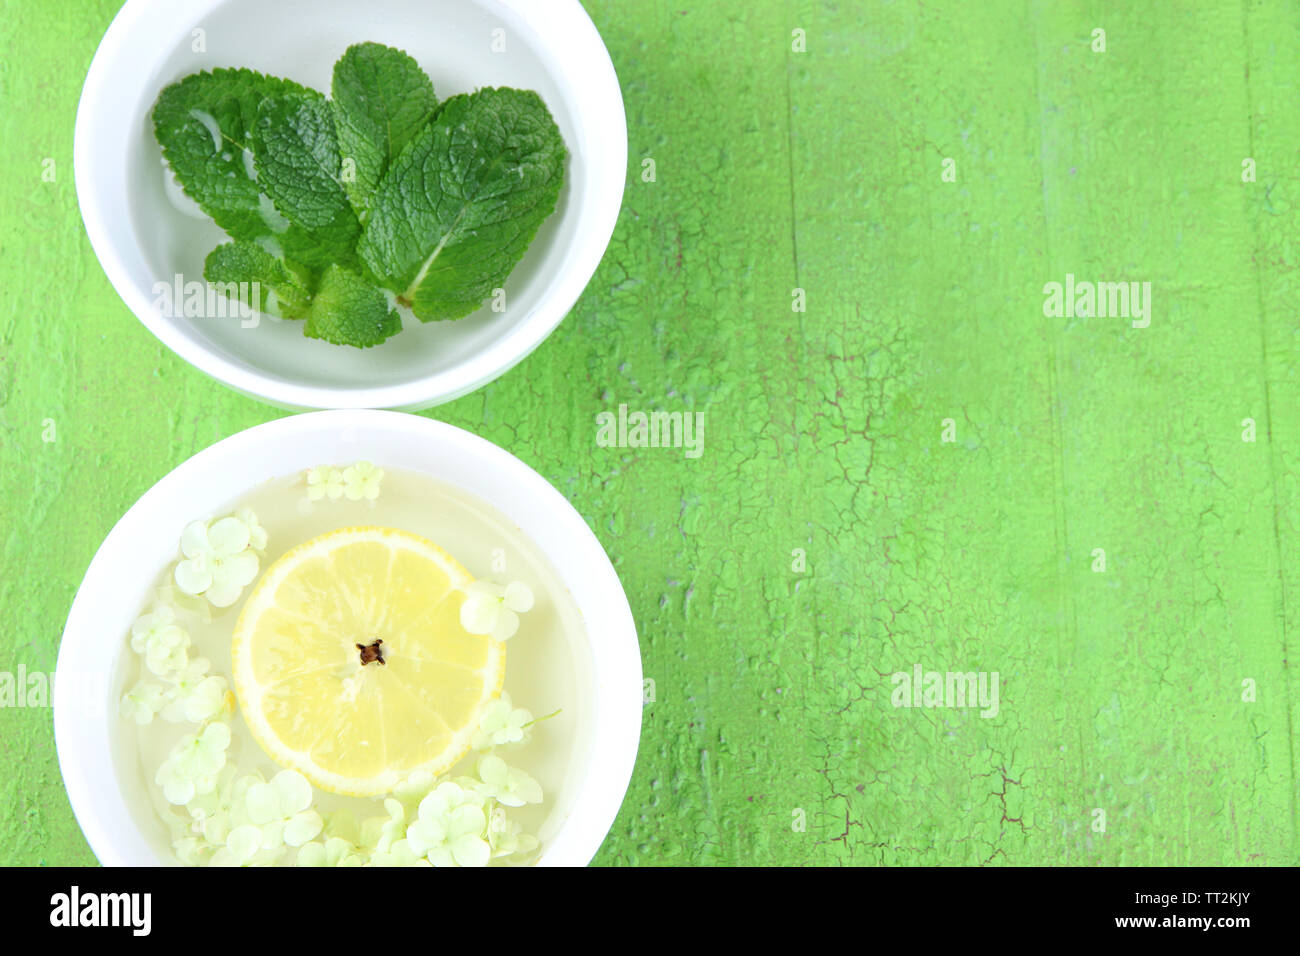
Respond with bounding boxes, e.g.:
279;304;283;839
252;93;362;271
305;266;401;347
204;241;312;319
358;88;567;322
331;44;437;221
153;69;313;243
152;44;566;349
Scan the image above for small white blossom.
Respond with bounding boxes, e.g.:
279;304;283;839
155;721;232;805
209;824;278;867
359;798;408;856
405;782;490;868
174;513;263;608
172;834;211;866
368;840;432;867
119;681;168;724
342;461;384;500
459;580;534;640
244;770;323;847
305;467;344;501
392;770;438;816
297;837;364;867
471;692;534;750
487;804;540;861
129;607;190;677
474;754;543;807
160;658;230;723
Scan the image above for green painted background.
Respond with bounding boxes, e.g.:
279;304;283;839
2;0;1297;866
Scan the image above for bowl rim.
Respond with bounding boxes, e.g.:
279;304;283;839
73;0;627;411
53;410;643;866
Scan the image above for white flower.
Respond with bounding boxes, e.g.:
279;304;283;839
342;461;384;501
473;754;543;807
487;805;540;861
297;837;364;867
235;508;268;550
392;770;439;815
155;721;232;805
182;771;234;844
160;658;230;723
184;770;255;846
129;607;190;677
244;770;323;847
174;514;262;608
366;839;429;867
209;824;280;867
471;692;534;750
306;467;344;501
359;798;408;855
459;581;534;640
172;834;211;866
405;782;490;867
170;770;305;867
119;681;167;724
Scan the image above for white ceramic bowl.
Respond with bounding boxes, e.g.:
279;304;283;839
53;411;642;866
75;0;626;410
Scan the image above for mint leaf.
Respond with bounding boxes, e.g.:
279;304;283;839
357;87;567;322
204;241;313;319
155;61;568;349
331;43;437;221
152;69;312;241
304;265;401;348
252;94;361;271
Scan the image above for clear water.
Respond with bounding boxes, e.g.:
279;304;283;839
124;465;591;864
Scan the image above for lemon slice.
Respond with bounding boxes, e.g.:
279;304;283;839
231;526;504;796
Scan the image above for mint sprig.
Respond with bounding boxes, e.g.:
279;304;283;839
252;93;362;271
305;265;401;348
204;241;312;319
153;68;313;243
331;43;437;221
358;88;567;322
152;44;567;349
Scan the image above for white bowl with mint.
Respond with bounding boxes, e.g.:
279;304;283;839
75;0;626;410
53;411;643;866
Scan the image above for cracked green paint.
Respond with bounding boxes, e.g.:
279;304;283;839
1;0;1298;866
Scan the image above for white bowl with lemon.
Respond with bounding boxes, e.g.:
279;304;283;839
53;411;642;866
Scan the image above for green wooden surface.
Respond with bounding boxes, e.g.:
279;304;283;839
2;0;1298;866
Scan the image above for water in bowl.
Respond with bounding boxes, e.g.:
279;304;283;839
121;464;590;866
